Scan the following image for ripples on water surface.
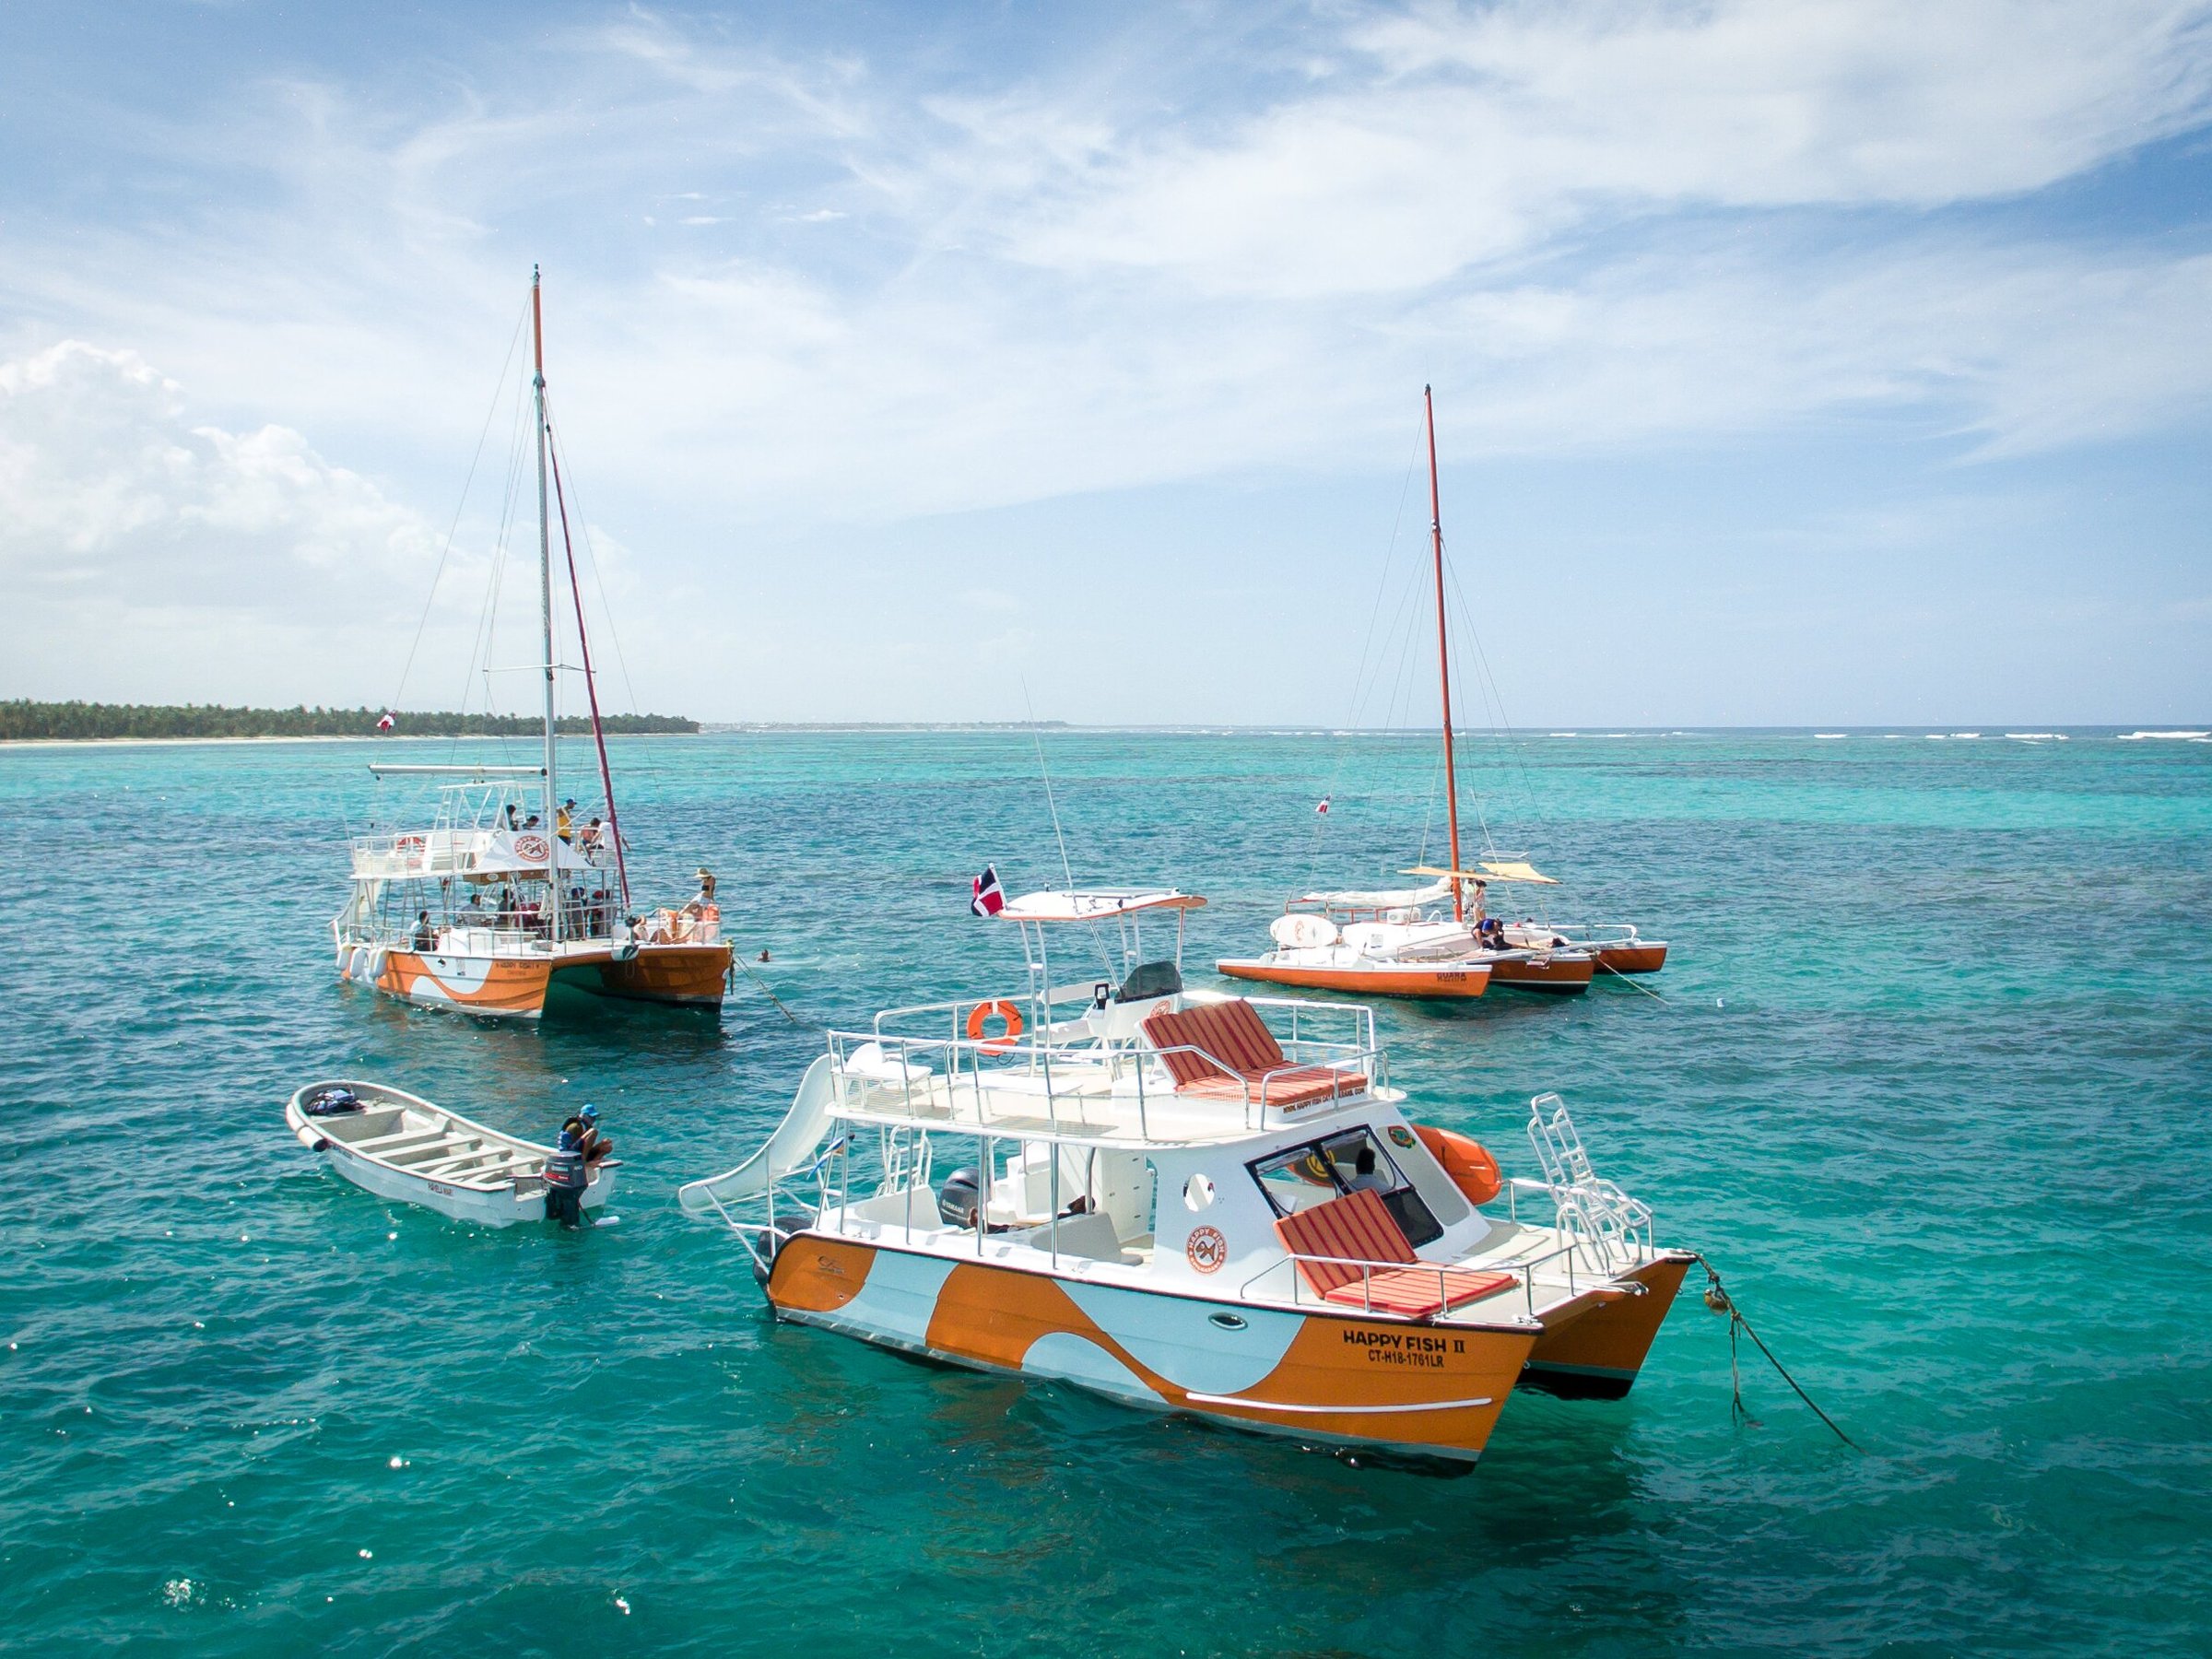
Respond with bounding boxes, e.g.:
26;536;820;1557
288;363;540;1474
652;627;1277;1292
4;729;2209;1655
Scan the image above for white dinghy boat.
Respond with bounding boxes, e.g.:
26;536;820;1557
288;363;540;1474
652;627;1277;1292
285;1079;618;1226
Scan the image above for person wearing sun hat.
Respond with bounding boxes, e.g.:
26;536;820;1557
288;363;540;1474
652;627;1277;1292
683;869;722;943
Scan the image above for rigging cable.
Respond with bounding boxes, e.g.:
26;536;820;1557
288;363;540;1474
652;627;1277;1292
535;392;642;717
391;293;531;718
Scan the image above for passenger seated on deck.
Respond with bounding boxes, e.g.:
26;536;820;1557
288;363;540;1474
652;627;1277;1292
1477;916;1504;947
411;909;435;951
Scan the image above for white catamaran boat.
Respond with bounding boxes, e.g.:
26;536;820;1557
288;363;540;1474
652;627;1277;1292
331;269;733;1019
680;886;1689;1465
285;1079;617;1225
1218;386;1665;998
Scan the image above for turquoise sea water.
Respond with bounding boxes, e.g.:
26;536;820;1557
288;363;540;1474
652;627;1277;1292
6;727;2209;1655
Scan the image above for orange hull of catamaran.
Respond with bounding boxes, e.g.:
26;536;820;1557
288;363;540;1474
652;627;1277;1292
1486;953;1595;994
559;944;731;1006
1214;959;1492;998
370;950;556;1018
1592;943;1667;975
1521;1254;1691;1399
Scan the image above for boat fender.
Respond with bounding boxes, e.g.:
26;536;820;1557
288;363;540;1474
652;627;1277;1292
964;998;1024;1054
1411;1124;1502;1206
365;947;389;982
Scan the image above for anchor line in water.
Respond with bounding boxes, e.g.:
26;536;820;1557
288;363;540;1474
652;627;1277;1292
1694;1254;1858;1450
726;948;808;1026
1597;959;1670;1003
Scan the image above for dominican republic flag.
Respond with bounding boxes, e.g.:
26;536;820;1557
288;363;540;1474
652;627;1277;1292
376;711;397;731
970;865;1005;917
1315;795;1330;816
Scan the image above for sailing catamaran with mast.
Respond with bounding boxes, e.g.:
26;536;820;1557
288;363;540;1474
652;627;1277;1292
1217;387;1664;999
330;268;732;1019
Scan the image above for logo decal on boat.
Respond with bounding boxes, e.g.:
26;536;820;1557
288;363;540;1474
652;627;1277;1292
1387;1125;1416;1148
515;834;550;861
1185;1226;1227;1274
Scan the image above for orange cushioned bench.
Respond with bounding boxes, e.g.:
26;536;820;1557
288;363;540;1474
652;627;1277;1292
1274;1188;1515;1320
1140;998;1366;1109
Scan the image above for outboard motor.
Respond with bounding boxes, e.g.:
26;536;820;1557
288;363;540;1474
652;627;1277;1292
937;1167;983;1228
749;1207;818;1287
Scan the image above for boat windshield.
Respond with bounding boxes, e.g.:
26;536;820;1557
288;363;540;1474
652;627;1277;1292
1249;1128;1441;1246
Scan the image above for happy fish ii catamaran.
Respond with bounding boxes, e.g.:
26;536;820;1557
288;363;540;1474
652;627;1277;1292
331;268;731;1018
680;882;1690;1465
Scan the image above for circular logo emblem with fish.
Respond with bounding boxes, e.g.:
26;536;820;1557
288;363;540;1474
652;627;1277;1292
1387;1125;1416;1148
1185;1226;1228;1274
515;834;549;861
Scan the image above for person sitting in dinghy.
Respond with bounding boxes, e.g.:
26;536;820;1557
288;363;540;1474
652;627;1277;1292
576;1104;614;1166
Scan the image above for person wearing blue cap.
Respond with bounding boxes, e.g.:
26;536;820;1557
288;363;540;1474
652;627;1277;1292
576;1103;615;1168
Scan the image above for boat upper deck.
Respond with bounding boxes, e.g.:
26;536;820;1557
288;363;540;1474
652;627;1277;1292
820;990;1390;1149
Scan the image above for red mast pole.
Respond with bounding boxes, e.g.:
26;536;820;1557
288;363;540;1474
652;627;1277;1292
1426;384;1465;924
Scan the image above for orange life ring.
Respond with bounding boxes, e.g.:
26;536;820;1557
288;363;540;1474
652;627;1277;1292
1412;1124;1502;1206
965;998;1025;1053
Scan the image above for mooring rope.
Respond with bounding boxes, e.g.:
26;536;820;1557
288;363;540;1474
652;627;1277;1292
727;949;808;1026
1693;1254;1857;1450
1597;959;1670;1003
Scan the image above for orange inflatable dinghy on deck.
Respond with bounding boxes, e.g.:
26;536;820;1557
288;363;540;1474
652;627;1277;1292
1414;1124;1502;1206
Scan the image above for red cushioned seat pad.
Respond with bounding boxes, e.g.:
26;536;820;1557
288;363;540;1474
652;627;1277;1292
1321;1266;1517;1319
1273;1189;1416;1294
1142;1001;1360;1104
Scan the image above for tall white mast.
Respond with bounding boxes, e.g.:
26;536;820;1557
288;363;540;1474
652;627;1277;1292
532;266;561;944
1426;384;1465;924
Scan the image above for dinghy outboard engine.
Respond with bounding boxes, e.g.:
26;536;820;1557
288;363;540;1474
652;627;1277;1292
937;1167;983;1228
749;1208;817;1287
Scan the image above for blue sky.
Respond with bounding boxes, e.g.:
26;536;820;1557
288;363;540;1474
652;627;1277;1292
2;1;2207;724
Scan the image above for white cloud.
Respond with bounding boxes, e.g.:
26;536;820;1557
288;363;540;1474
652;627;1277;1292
1007;0;2212;297
0;341;502;703
2;2;2208;718
0;342;440;601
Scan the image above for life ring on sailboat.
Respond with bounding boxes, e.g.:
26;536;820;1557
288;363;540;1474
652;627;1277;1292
1412;1124;1502;1206
965;998;1025;1054
394;833;426;862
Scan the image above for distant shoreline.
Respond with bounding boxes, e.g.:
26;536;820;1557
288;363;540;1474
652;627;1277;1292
4;717;2201;749
0;700;699;743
